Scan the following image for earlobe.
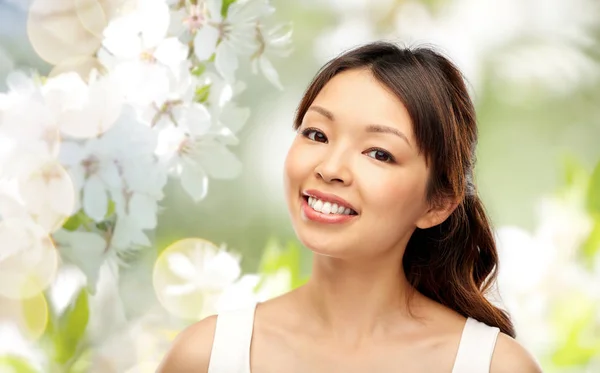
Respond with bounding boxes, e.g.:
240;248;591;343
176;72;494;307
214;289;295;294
415;200;459;229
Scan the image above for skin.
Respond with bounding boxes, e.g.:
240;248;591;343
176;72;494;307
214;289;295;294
157;69;543;373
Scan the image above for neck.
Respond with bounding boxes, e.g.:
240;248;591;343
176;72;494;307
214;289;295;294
297;251;418;344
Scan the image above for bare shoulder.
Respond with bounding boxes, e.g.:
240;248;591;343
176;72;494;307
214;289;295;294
156;315;218;373
490;333;543;373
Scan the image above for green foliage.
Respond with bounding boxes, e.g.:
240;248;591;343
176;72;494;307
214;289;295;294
583;160;600;265
258;238;308;290
62;202;115;231
191;63;206;77
44;289;90;367
62;210;89;231
194;84;212;103
581;221;600;265
550;157;600;369
221;0;237;17
560;156;600;266
0;355;39;373
562;155;590;192
550;294;600;367
587;160;600;215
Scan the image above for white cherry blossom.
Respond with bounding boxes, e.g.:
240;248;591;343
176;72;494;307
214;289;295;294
251;22;293;90
194;0;274;81
0;0;291;346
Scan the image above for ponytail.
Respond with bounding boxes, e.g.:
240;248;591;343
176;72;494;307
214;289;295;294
403;194;515;337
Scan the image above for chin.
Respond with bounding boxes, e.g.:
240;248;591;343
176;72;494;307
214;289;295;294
295;231;357;258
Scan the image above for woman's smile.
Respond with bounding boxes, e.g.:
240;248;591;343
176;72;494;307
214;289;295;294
300;192;359;224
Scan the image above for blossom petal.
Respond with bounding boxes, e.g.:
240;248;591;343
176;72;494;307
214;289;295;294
202;250;241;288
167;252;198;281
182;103;211;136
83;175;108;222
129;193;157;229
165;283;197;296
102;15;143;58
180;164;209;202
154;37;189;72
54;230;106;293
58;141;85;166
227;0;273;24
98;161;121;190
193;26;219;61
197;143;242;179
207;0;223;21
131;228;151;247
139;0;170;49
219;102;250;133
215;42;239;82
258;55;283;90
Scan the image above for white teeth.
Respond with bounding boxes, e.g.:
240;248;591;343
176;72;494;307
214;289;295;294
313;199;323;211
306;196;354;215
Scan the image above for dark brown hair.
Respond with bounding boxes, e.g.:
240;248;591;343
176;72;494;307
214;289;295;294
293;41;515;337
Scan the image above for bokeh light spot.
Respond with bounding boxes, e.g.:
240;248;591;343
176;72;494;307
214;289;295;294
153;238;227;320
49;55;105;82
0;219;58;299
17;160;76;233
27;0;102;65
75;0;109;38
0;292;49;342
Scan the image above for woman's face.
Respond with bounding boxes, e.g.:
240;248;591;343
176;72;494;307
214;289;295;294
284;68;434;259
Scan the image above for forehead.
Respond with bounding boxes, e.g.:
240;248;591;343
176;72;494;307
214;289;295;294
309;69;414;137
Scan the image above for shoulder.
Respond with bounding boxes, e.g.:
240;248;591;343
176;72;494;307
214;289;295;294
156;315;218;373
490;332;543;373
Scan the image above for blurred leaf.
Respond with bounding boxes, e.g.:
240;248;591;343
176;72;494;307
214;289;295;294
587;160;600;214
62;214;81;231
191;63;206;77
0;355;39;373
66;349;92;373
51;289;90;365
221;0;236;17
62;211;85;231
105;199;115;219
194;84;211;103
581;221;600;266
62;209;96;232
551;293;600;367
563;155;589;191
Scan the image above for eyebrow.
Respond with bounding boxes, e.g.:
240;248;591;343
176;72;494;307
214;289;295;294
307;105;412;147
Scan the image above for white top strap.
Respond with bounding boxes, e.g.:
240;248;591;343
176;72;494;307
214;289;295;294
451;317;500;373
208;304;257;373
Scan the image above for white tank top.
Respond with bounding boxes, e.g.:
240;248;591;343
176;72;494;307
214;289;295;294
208;303;500;373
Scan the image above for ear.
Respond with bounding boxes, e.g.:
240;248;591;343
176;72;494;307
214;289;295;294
415;197;460;230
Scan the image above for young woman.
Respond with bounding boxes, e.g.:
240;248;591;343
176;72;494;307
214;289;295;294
158;42;542;373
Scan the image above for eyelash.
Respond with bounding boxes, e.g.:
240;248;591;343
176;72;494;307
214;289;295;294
300;127;396;164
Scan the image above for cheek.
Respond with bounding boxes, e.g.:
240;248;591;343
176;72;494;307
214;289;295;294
283;140;307;193
362;171;428;223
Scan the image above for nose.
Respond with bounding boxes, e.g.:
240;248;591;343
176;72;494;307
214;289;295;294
314;148;353;186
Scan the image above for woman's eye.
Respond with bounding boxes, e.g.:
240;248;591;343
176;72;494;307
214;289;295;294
366;149;395;163
302;128;327;143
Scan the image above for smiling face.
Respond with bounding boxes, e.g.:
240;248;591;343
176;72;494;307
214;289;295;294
284;68;438;260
